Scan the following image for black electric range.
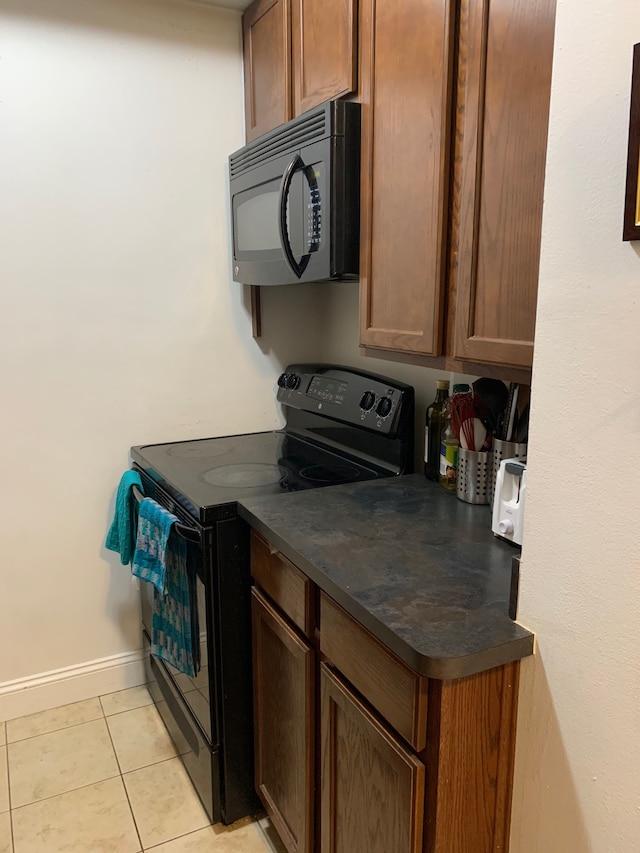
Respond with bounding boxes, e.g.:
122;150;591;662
130;364;414;826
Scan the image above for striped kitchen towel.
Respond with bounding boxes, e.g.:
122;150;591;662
131;497;197;678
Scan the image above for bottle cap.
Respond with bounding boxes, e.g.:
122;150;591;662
453;383;471;394
436;380;450;390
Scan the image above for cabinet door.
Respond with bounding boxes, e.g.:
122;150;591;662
449;0;556;368
252;589;314;853
358;0;455;357
320;664;425;853
291;0;357;117
243;0;292;142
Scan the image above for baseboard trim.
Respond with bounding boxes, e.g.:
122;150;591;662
0;649;147;722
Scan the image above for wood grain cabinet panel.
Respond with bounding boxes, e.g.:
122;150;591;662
358;0;456;357
320;663;425;853
251;589;314;853
291;0;357;117
425;662;521;853
250;530;314;636
319;592;428;751
243;0;291;142
449;0;556;368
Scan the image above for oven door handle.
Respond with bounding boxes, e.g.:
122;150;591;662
132;485;201;545
278;153;310;280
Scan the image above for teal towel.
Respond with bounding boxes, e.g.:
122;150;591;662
131;498;176;593
151;540;197;679
106;471;143;565
132;498;197;678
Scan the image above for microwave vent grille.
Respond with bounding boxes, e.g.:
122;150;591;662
230;109;328;177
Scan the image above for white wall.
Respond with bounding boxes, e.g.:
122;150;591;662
510;2;640;850
0;0;326;712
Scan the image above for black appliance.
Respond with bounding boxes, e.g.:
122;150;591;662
229;101;360;286
130;364;414;826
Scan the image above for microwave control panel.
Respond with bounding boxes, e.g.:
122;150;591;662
306;166;322;253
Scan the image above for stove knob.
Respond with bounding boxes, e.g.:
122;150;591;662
286;373;300;390
359;391;376;412
277;373;288;388
376;397;393;418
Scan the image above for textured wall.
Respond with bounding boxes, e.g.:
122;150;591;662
0;0;326;693
510;2;640;850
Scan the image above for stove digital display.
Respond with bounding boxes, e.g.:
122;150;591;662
307;376;348;405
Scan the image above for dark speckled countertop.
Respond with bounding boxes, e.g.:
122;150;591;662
238;473;533;679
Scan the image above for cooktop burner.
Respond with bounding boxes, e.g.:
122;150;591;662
131;431;387;523
201;463;287;489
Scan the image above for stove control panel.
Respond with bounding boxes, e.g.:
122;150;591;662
277;364;414;437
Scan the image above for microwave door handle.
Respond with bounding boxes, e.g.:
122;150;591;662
278;154;310;279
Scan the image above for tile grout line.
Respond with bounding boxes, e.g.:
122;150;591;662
4;742;14;853
9;772;123;813
5;705;104;746
103;714;145;853
4;690;154;746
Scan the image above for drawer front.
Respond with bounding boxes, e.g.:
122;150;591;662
250;530;314;636
319;592;428;751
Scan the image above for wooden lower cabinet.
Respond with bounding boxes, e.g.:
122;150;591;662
251;537;522;853
320;664;425;853
251;588;315;853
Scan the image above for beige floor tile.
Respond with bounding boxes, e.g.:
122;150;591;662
11;776;140;853
123;757;210;849
0;724;5;747
100;685;153;717
0;811;10;853
6;698;103;743
106;704;177;773
0;748;8;814
145;819;273;852
8;718;119;808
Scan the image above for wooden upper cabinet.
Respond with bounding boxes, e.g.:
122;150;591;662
291;0;358;116
243;0;357;144
243;0;291;142
449;0;556;368
358;0;456;357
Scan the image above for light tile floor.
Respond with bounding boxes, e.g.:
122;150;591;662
0;687;286;853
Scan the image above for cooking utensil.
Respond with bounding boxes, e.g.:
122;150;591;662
501;383;520;441
459;418;487;452
472;378;509;435
451;392;478;450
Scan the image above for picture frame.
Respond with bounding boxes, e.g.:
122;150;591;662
623;43;640;241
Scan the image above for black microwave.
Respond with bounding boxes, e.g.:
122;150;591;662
229;100;360;286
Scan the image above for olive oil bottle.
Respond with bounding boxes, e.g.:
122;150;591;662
439;395;458;491
424;380;449;481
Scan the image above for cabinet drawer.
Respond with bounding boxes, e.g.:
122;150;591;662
319;592;428;752
250;530;314;637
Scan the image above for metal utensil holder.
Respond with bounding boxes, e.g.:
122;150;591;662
456;449;491;505
489;440;527;508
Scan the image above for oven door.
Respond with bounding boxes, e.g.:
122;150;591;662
231;137;331;285
140;554;215;747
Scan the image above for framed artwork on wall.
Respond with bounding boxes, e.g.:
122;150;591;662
623;43;640;240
